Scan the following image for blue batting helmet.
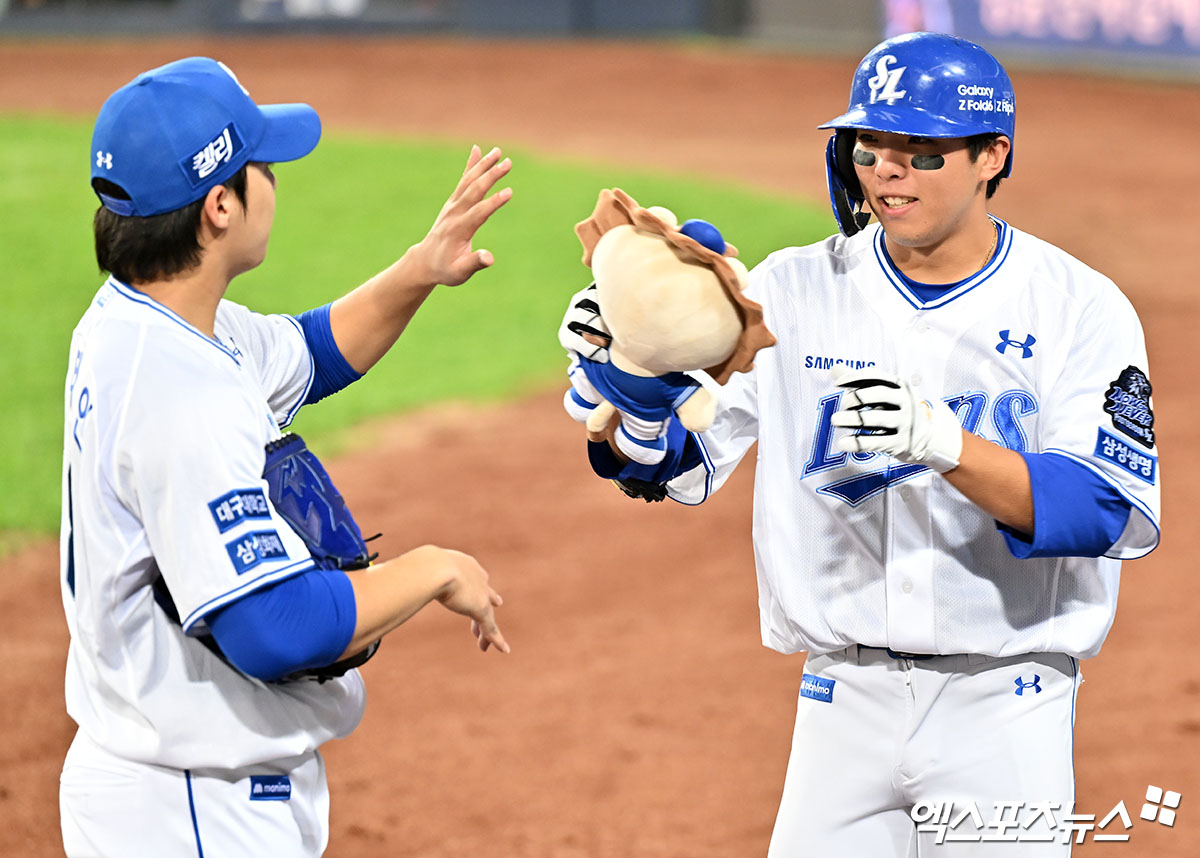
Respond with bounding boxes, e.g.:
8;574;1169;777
818;32;1016;236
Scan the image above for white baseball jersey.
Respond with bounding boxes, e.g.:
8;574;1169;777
670;219;1160;660
59;276;365;771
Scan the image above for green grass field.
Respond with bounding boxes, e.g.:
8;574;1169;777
0;114;830;546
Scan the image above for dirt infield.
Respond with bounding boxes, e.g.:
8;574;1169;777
2;37;1197;856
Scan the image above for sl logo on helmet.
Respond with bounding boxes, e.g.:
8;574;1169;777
868;55;908;105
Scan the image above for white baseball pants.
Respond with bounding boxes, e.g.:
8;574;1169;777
60;729;330;857
768;647;1080;857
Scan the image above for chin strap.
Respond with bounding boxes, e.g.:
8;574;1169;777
824;132;872;237
832;188;872;237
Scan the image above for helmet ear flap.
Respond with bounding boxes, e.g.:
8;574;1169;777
824;130;871;237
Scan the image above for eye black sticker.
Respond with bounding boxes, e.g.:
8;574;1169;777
911;154;945;170
1104;365;1155;448
851;147;876;166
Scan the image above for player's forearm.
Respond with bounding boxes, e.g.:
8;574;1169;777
328;248;438;374
941;431;1034;536
337;544;457;658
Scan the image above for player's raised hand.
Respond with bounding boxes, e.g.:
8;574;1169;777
411;144;513;287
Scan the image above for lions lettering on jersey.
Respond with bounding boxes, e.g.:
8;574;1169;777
802;386;1038;506
665;220;1161;661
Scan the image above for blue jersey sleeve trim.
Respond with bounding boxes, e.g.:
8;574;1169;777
295;304;363;406
665;430;715;506
181;558;316;633
1000;451;1132;559
280;314;315;428
207;567;357;682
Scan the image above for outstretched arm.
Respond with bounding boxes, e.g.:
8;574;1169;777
339;544;508;657
831;367;1033;533
831;368;1134;553
329;145;513;374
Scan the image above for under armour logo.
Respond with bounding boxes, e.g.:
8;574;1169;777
96;151;113;169
867;55;908;105
1014;675;1042;695
996;330;1036;359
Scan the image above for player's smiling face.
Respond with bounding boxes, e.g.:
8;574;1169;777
852;130;999;250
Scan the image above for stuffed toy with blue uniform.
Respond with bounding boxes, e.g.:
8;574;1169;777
561;188;776;495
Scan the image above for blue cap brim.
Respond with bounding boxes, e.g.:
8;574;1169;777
818;104;981;137
253;103;321;163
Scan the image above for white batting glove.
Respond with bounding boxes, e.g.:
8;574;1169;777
830;366;963;473
557;283;611;363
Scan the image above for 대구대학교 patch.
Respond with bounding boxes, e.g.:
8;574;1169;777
1104;366;1155;448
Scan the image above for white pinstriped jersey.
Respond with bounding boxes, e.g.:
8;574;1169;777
670;220;1160;659
60;277;365;770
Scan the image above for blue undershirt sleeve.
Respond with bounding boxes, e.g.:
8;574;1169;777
1000;452;1133;559
208;567;357;682
295;304;363;406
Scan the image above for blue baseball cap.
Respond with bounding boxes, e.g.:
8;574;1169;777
90;57;321;217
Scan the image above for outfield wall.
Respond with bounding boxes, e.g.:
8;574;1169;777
2;0;1198;77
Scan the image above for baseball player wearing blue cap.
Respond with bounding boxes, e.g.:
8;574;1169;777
562;32;1160;855
60;57;512;856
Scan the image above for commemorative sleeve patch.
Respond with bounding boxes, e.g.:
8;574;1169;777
1104;365;1155;448
1095;427;1157;485
208;488;271;533
225;530;289;575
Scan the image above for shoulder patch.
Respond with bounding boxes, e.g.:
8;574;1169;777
1095;428;1157;485
208;488;271;533
1104;366;1155;448
225;530;289;575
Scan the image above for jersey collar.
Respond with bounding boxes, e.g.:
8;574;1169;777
873;216;1012;311
106;276;241;365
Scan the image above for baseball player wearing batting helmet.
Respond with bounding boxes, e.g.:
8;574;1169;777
562;32;1160;855
60;57;511;856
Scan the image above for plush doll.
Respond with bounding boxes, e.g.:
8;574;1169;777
563;188;776;465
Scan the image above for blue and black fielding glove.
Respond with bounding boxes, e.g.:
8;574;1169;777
262;433;381;679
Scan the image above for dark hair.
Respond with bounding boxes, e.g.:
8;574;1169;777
93;166;249;285
966;133;1006;199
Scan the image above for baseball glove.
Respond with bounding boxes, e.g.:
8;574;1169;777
262;433;381;681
